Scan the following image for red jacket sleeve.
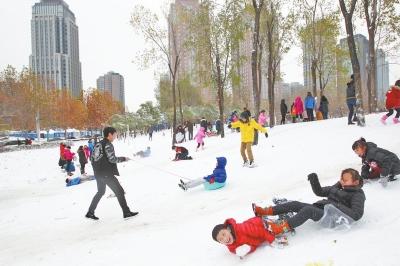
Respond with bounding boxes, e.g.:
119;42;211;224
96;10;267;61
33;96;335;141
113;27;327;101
242;217;275;244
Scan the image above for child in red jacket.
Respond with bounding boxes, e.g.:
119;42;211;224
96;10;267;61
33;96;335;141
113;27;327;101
212;217;275;259
381;80;400;124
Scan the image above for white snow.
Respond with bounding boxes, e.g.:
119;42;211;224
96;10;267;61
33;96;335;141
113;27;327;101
1;113;400;266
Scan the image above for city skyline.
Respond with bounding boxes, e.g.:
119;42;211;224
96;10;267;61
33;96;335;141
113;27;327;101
0;0;399;112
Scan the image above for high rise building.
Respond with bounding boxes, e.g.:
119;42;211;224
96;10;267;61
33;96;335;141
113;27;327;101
97;71;125;107
337;34;389;108
376;49;390;106
338;34;369;108
29;0;82;97
168;0;215;103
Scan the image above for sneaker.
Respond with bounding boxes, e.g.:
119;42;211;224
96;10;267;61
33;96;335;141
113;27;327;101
379;176;389;187
85;212;99;220
248;161;256;168
243;161;249;167
123;211;139;219
348;122;355;125
178;183;187;191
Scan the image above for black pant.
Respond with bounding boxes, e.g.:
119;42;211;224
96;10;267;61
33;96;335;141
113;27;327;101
188;130;193;140
196;142;204;148
281;114;286;125
306;108;314;121
253;130;258;145
273;201;324;228
387;108;400;118
88;175;130;215
80;162;86;174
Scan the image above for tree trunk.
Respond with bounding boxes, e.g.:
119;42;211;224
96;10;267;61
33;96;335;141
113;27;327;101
311;59;317;97
339;0;364;120
177;82;184;125
216;53;225;138
257;43;263;116
171;73;178;145
267;28;275;127
251;0;263;115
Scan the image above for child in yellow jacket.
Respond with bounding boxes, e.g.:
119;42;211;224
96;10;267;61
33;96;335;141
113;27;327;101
229;111;268;167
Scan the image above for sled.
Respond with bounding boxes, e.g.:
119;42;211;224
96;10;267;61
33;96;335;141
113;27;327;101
318;204;355;230
203;181;225;190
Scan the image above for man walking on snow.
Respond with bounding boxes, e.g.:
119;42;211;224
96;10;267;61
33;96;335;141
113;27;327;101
86;127;138;220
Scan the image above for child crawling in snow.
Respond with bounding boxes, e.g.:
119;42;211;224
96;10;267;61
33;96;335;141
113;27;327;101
179;157;226;191
352;137;400;185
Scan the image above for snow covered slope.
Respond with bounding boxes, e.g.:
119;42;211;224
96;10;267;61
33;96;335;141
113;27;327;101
1;113;400;266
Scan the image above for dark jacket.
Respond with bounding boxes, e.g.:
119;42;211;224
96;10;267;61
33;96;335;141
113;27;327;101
78;149;87;165
361;142;400;178
320;96;329;113
346;81;356;99
309;177;365;221
91;139;126;177
280;102;288;115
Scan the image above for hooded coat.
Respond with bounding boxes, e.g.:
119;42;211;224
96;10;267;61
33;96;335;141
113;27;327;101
204;157;227;183
194;127;206;144
294;97;304;115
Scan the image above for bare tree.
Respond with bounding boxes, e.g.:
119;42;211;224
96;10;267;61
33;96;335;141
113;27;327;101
131;5;182;144
338;0;365;126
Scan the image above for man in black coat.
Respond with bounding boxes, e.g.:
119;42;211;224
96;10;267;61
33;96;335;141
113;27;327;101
186;121;194;140
253;169;365;234
86;127;138;220
200;117;208;131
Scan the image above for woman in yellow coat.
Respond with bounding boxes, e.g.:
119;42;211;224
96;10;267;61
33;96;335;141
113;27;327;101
229;112;268;167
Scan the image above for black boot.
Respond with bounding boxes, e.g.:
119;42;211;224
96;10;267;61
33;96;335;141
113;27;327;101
124;211;139;219
85;212;99;220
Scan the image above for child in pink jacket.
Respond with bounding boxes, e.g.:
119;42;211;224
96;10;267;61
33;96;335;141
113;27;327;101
194;127;206;151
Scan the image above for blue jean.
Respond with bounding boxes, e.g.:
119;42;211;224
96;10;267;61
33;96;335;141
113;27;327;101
347;99;356;123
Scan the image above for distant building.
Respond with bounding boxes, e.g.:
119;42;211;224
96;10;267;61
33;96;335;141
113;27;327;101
97;71;125;107
376;49;390;106
29;0;82;97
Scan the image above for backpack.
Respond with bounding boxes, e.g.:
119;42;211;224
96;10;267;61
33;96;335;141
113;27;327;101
91;140;108;175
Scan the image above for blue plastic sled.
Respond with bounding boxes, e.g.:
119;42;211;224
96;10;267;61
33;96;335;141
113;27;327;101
203;182;225;190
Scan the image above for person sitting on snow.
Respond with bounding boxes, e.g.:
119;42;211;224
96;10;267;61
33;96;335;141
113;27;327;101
252;168;365;235
179;157;227;191
352;137;400;185
172;145;192;161
211;216;276;259
134;147;151;158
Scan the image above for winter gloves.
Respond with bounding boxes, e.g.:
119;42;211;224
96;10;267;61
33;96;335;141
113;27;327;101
228;124;232;129
307;173;318;182
235;244;251;259
265;132;268;138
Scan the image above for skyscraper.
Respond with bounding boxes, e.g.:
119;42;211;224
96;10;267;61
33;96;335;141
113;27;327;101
29;0;82;97
376;49;390;106
97;71;125;107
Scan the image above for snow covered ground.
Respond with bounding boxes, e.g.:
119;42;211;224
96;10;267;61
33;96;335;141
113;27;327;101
1;113;400;266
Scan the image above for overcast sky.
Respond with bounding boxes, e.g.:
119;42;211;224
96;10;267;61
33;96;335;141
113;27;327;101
0;0;398;111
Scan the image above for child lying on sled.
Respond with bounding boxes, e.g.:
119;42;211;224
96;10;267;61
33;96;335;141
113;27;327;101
179;157;227;191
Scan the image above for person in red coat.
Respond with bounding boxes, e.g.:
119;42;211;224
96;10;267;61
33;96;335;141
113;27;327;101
212;217;275;259
58;143;66;169
64;146;75;176
381;80;400;124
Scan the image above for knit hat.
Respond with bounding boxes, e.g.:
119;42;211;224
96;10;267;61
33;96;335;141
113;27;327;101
239;111;250;121
212;224;226;241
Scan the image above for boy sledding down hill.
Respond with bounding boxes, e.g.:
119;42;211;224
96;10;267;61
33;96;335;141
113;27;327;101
352;138;400;185
253;169;365;235
228;111;268;167
179;157;227;191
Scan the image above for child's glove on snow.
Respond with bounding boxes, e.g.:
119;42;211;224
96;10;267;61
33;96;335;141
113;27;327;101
235;244;251;259
307;173;318;182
